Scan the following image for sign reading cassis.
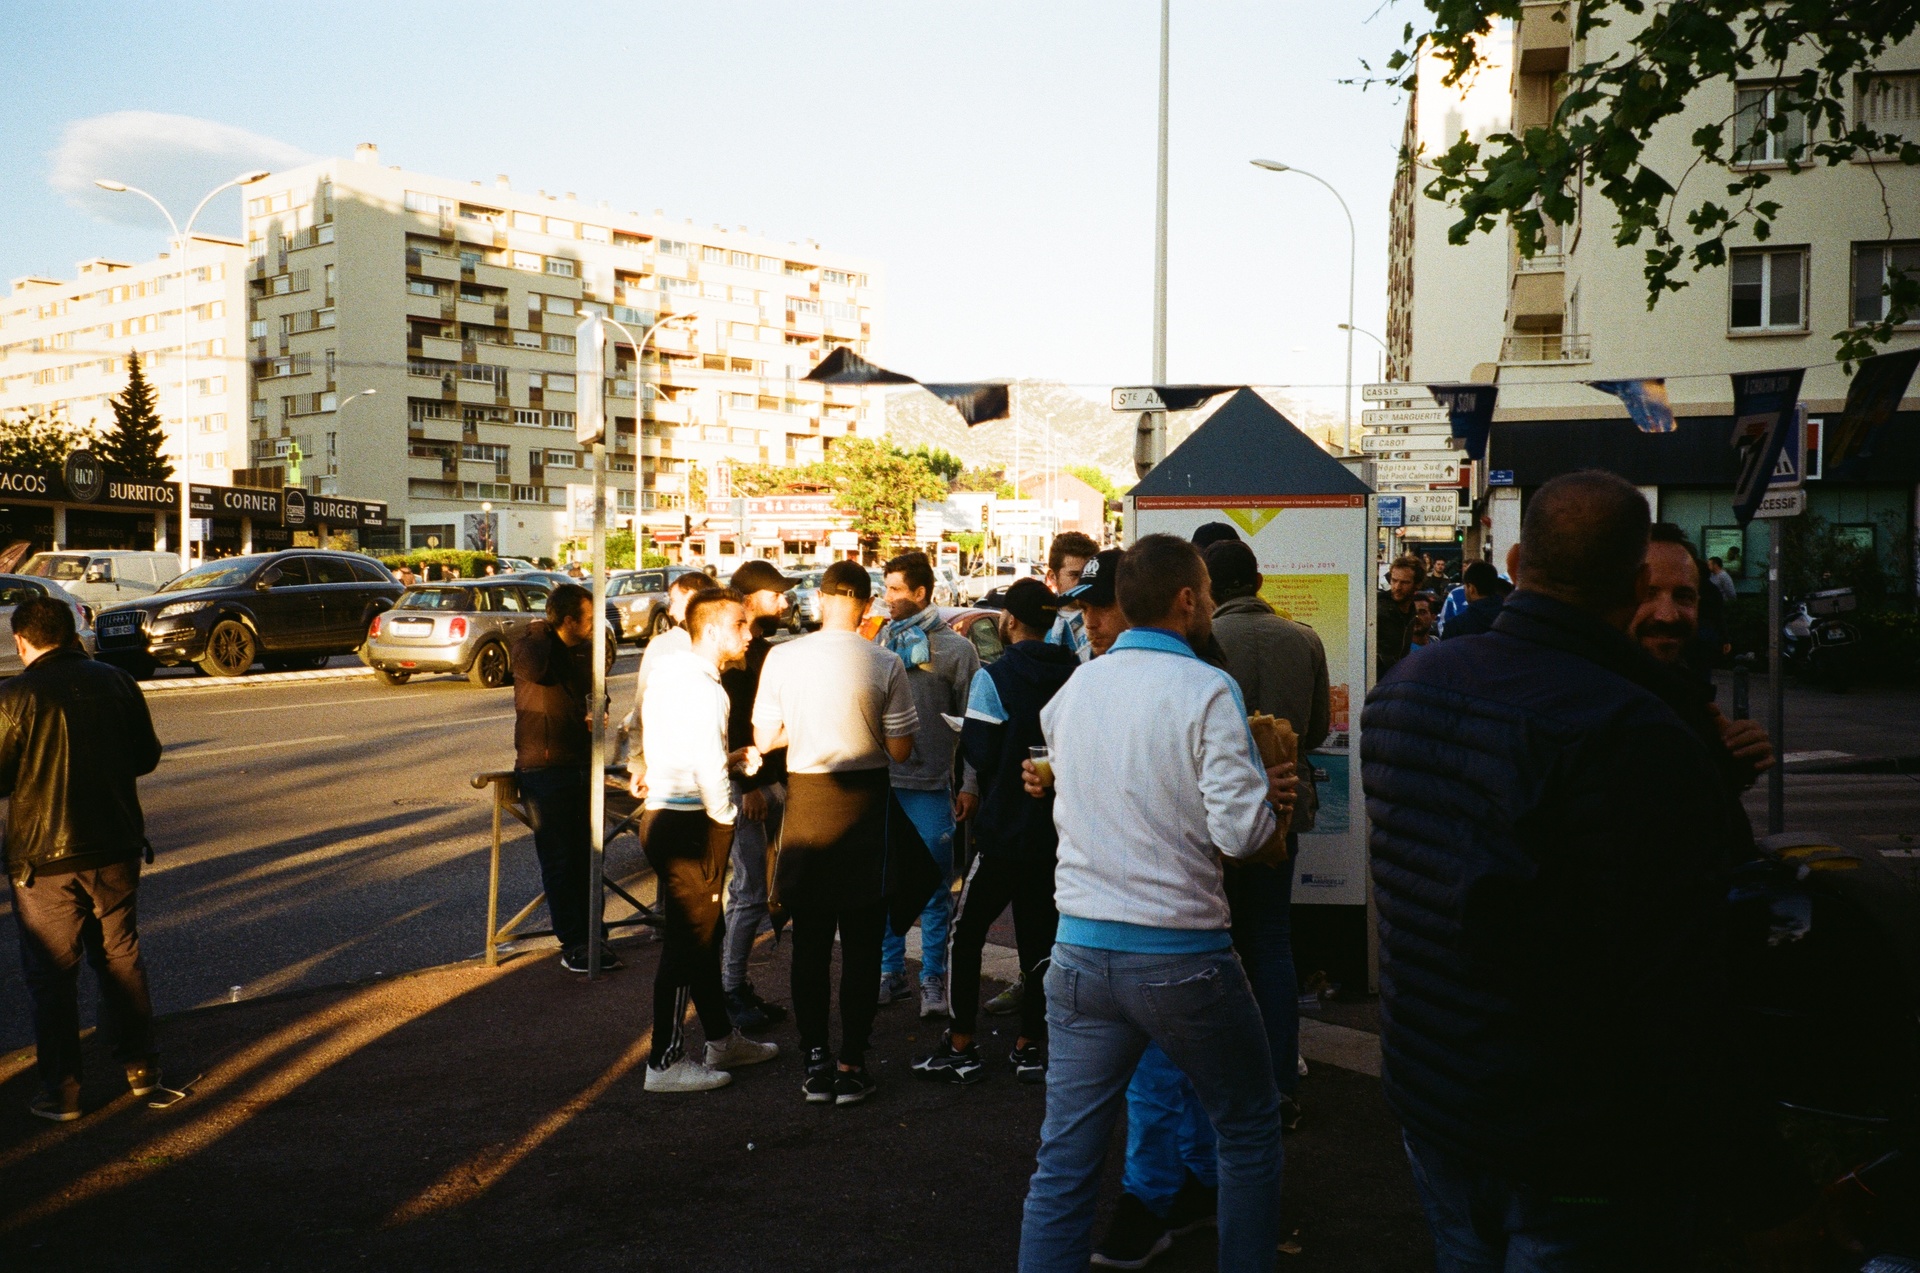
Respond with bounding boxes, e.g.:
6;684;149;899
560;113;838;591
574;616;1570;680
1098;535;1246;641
63;451;104;503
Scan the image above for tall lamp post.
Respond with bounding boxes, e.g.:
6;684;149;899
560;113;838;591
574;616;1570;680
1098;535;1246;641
96;171;272;569
1251;159;1356;454
1339;323;1389;383
601;310;693;567
1138;0;1172;478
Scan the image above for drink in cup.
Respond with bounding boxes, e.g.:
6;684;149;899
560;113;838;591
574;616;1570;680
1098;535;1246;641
1029;745;1054;787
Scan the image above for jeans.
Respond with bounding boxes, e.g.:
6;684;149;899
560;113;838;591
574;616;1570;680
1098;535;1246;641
11;860;157;1095
641;809;734;1068
722;778;782;992
881;788;955;980
1224;856;1299;1097
1123;1043;1218;1211
949;851;1057;1042
517;765;592;950
789;900;887;1065
1020;943;1282;1273
1404;1134;1699;1272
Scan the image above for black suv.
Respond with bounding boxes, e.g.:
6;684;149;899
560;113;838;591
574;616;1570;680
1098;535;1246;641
95;550;403;678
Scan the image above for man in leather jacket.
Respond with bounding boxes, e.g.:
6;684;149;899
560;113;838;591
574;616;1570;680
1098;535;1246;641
2;594;162;1122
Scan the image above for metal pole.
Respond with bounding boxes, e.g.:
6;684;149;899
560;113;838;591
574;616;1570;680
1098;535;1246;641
1767;517;1784;833
604;314;689;571
588;438;609;977
1140;0;1170;476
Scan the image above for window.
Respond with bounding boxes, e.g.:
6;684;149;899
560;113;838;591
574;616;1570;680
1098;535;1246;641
546;411;575;430
826;302;857;320
408;280;441;298
544;295;575;316
544;258;576;277
546;373;576;392
514;330;542;348
514;408;543;425
613;305;653;326
1730;249;1806;331
823;269;851;285
784;262;811;276
702;246;725;262
661;277;696;294
730;393;756;410
701;281;728;299
547;219;575;239
404;191;455;216
1859;72;1920;142
1733;84;1807;163
512;251;542;272
513;211;543;231
545;449;578;467
545;333;575;354
658;239;689;257
1851;241;1920;325
583;224;610;243
788;297;821;315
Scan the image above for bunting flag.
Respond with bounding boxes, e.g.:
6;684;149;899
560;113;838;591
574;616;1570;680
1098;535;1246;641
1585;378;1676;433
1728;367;1807;526
1826;348;1920;482
803;347;1012;425
1425;383;1498;461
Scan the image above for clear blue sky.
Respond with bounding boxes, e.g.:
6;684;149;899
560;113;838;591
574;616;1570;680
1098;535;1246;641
0;1;1409;398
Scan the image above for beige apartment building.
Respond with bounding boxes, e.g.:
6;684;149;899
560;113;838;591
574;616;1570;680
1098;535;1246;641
0;236;251;490
241;145;879;559
1389;6;1920;585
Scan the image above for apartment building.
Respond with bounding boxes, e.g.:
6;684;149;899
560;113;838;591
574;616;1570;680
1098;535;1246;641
242;144;880;559
1389;5;1920;585
0;237;250;484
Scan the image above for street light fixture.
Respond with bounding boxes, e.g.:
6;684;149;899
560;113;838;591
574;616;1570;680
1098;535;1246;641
600;310;695;563
95;169;273;568
1251;158;1356;454
1339;323;1389;382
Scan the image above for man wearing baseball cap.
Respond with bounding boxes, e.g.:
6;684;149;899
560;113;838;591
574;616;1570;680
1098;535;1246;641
1060;548;1129;659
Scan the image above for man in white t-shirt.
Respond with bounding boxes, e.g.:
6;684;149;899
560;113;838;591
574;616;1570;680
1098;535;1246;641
752;559;917;1106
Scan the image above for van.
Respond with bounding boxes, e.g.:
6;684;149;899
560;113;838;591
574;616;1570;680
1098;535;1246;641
21;550;183;609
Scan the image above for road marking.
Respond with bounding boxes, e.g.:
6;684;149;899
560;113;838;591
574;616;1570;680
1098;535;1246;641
207;693;438;715
170;734;349;759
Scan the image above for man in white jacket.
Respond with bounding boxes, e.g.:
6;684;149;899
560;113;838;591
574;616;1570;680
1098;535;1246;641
1020;534;1296;1273
638;587;779;1092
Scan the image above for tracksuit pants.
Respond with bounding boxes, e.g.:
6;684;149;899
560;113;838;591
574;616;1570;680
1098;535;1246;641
640;809;734;1069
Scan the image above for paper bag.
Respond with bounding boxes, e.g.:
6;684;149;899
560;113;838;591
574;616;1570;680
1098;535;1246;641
1242;713;1295;867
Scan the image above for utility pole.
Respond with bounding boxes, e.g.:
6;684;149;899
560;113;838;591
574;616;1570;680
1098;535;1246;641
1137;0;1170;480
577;313;610;978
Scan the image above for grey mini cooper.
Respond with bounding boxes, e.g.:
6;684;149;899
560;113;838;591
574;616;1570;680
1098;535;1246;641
360;578;551;687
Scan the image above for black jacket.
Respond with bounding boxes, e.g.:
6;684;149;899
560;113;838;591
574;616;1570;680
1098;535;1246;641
961;639;1079;863
0;647;161;879
511;622;593;770
1376;591;1415;677
721;625;787;791
1362;591;1794;1204
1439;594;1503;639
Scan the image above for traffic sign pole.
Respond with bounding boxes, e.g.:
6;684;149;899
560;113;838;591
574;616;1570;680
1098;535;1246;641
1768;516;1784;834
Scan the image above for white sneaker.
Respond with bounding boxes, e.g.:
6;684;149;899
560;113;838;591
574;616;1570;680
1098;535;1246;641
1296;1052;1309;1078
644;1056;733;1093
919;973;950;1019
705;1029;779;1070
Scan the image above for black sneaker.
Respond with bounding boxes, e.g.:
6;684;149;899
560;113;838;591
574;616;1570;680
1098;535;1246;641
1091;1193;1171;1269
29;1088;81;1123
559;944;624;974
802;1048;837;1104
1163;1171;1217;1237
1010;1040;1047;1084
833;1065;878;1106
125;1061;161;1098
725;985;787;1032
1280;1093;1302;1134
911;1035;985;1084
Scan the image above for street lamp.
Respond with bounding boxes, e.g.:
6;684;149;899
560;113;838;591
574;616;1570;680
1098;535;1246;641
602;310;694;564
1339;323;1389;382
480;499;493;555
1251;159;1356;454
1140;0;1172;478
96;169;272;569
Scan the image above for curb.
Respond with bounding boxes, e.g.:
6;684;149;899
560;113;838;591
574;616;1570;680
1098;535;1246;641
1784;753;1920;776
139;666;378;695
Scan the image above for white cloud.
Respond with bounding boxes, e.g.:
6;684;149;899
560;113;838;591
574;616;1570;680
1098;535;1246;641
49;112;315;233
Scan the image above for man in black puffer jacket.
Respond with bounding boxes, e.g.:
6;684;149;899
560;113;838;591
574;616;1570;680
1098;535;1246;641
1363;472;1814;1268
3;595;163;1122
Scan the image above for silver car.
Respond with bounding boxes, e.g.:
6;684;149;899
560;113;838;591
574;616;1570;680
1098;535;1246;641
361;579;551;687
608;566;704;643
0;575;98;674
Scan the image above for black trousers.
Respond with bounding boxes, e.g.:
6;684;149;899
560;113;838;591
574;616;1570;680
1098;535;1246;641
518;766;591;950
948;851;1057;1043
11;860;156;1094
789;901;887;1066
641;809;734;1068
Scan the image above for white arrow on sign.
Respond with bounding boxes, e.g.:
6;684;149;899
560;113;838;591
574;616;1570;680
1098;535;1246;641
1371;459;1461;484
1753;488;1806;520
1361;407;1450;426
1362;383;1435;402
1111;387;1166;411
1361;433;1462;453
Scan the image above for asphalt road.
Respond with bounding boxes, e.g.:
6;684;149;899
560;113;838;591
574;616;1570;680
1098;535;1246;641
0;652;646;1053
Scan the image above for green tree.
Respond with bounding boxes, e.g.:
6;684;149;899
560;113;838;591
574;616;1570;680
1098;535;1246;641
822;437;947;555
1063;464;1118;500
1391;1;1920;363
901;443;963;485
952;464;1012;497
102;351;175;480
0;406;95;471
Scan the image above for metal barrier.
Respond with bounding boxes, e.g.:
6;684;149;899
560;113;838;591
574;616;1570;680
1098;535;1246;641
471;769;660;966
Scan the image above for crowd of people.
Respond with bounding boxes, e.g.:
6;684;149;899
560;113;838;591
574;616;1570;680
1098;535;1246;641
1;464;1833;1270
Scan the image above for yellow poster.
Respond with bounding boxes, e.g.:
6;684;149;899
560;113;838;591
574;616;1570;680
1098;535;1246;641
1260;573;1350;735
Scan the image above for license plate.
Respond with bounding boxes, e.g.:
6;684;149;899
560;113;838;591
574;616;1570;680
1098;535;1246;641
101;613;138;633
391;619;434;635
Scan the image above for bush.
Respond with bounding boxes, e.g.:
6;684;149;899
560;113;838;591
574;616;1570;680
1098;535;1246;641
378;549;500;577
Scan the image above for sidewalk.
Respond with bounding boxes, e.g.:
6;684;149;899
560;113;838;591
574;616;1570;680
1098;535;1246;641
0;937;1429;1272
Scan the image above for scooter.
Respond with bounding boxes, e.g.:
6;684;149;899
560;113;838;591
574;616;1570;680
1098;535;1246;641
1783;587;1861;689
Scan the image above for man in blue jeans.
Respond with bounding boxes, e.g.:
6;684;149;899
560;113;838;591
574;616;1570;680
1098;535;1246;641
875;551;979;1017
1021;535;1297;1273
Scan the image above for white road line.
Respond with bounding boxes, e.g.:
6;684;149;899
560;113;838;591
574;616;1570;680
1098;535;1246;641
206;693;440;715
169;734;349;760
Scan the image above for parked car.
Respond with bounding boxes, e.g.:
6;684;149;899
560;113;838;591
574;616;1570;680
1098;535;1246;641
956;560;1039;603
94;550;402;678
608;566;702;643
509;569;625;637
788;567;889;631
0;575;98;674
493;556;538;574
940;605;1007;665
20;550;182;612
362;579;561;687
932;565;960;608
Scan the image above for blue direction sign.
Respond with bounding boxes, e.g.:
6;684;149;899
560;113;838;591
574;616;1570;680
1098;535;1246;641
1375;495;1406;528
1487;469;1516;486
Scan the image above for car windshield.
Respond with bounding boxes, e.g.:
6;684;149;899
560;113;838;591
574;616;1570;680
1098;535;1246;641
157;560;256;593
397;588;472;610
21;554;88;580
794;573;823;589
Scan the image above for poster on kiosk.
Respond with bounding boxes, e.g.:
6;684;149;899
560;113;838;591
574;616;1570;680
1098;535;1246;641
1124;389;1374;913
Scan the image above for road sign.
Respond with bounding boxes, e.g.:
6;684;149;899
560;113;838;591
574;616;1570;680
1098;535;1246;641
1403;491;1459;525
1769;403;1807;490
1371;459;1461;485
1487;469;1516;486
1374;495;1405;528
1360;433;1462;454
1362;383;1435;402
1112;387;1166;411
1361;407;1450;427
1753;488;1806;519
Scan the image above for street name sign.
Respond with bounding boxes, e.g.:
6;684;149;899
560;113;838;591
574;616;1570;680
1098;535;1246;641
1361;407;1450;427
1753;488;1806;519
1111;387;1166;411
1362;383;1436;403
1360;433;1462;454
1403;491;1459;524
1371;459;1461;484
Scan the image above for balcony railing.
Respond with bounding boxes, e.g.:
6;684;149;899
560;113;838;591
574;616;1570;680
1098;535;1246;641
1500;332;1592;363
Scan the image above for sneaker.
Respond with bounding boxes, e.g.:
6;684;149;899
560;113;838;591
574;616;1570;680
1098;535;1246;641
1163;1172;1218;1237
802;1048;837;1104
1280;1093;1302;1134
644;1056;732;1093
1296;1051;1309;1078
559;944;624;974
1010;1040;1047;1084
29;1088;82;1123
919;973;950;1018
984;973;1024;1016
705;1030;779;1070
876;970;912;1005
911;1035;985;1084
125;1061;161;1098
725;984;788;1031
833;1065;878;1106
1091;1193;1172;1269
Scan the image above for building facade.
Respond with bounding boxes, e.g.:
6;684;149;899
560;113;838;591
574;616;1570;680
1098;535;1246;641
241;144;880;559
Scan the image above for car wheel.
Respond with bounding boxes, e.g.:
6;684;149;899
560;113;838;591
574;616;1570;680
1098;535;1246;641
648;610;670;641
199;620;257;678
468;640;510;688
374;668;412;687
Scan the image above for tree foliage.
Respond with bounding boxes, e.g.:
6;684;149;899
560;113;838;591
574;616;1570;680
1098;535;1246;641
102;351;175;480
1388;0;1920;364
900;443;963;485
719;439;947;554
0;406;95;472
1063;464;1120;500
952;464;1014;497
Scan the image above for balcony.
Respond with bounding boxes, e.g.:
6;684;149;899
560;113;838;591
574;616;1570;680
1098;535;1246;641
1508;268;1564;324
419;335;464;362
455;299;498;326
1500;332;1591;363
404;292;450;321
414;253;461;283
1517;1;1571;74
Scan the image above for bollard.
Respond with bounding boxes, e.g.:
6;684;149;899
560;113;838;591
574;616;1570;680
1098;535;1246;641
1731;663;1750;721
